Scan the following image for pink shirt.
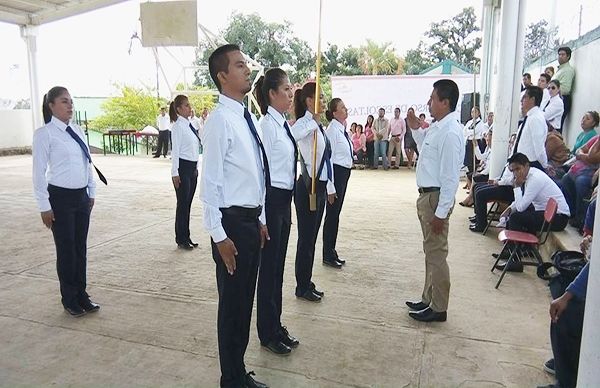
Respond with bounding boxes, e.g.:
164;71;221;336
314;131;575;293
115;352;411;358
570;135;599;176
389;117;406;138
352;132;366;152
365;124;374;142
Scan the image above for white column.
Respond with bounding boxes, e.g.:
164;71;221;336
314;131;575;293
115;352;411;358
577;197;600;386
20;25;43;130
479;0;498;116
488;0;527;178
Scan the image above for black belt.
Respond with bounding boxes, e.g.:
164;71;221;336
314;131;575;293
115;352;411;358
418;187;440;194
220;206;262;219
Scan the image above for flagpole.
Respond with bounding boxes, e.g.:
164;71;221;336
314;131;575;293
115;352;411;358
310;0;323;211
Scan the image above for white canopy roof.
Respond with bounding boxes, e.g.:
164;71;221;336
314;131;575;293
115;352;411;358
0;0;128;26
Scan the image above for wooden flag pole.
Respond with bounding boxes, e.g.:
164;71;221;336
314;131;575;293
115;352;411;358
309;0;323;212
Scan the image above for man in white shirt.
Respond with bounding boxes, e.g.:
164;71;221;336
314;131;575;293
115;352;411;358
387;107;406;169
495;152;570;272
405;79;464;323
513;86;548;170
154;107;171;158
199;44;270;388
538;73;551;109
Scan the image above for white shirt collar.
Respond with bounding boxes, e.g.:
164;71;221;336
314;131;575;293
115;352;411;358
51;116;71;131
219;94;245;117
330;118;345;132
526;106;541;117
431;111;459;128
176;115;190;125
267;106;286;126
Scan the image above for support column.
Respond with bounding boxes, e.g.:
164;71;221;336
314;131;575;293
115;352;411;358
577;197;600;386
488;0;527;178
479;0;499;116
20;25;43;130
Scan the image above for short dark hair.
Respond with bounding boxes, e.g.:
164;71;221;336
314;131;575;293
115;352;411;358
549;79;560;89
378;107;385;112
524;85;543;106
507;152;530;166
208;44;241;92
433;79;459;111
419;113;426;118
522;73;531;80
539;73;551;83
558;46;572;59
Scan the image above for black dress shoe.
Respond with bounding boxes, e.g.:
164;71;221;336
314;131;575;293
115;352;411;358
469;224;486;233
245;371;268;388
336;257;346;265
64;304;86;317
262;339;291;355
495;260;524;272
323;258;342;269
310;284;324;297
468;215;477;222
409;307;447;322
153;154;160;158
405;300;429;311
188;240;199;248
79;298;100;313
296;289;321;302
177;242;194;250
279;326;299;348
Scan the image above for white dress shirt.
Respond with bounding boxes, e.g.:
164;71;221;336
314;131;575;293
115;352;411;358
540;88;551;110
543;94;564;130
482;122;493;136
291;110;335;195
260;106;296;190
416;111;464;219
510;167;570;216
474;145;492;175
190;116;203;139
32;116;96;212
408;121;428;152
326;118;353;169
514;106;548;167
171;115;200;177
157;114;170;131
200;94;266;243
463;118;485;141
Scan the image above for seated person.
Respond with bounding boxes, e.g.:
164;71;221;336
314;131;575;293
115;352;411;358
545;123;570;180
560;134;600;231
571;111;598;155
500;152;570;235
539;201;594;388
461;130;493;207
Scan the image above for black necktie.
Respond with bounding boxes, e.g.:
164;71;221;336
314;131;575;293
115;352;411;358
342;129;353;159
520;182;526;195
512;115;528;156
65;126;107;185
319;125;333;182
543;100;551;111
189;123;200;141
283;121;298;185
243;108;271;189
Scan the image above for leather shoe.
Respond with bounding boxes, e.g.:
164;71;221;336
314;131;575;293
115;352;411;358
177;242;194;250
468;215;477;222
64;303;86;317
405;300;429;311
245;371;268;388
188;240;199;248
279;326;299;348
409;307;447;322
79;298;100;313
495;260;524;272
310;284;324;297
262;339;291;355
296;289;321;302
323;258;342;269
469;224;485;233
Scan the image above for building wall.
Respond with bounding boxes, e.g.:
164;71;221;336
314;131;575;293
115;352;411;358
0;110;33;150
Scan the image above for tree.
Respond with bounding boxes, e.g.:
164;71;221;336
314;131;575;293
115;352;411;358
323;44;362;76
194;12;314;87
175;83;216;114
358;40;401;75
524;20;560;63
408;7;481;73
94;85;166;131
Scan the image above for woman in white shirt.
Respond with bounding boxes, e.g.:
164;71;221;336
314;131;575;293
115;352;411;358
291;82;335;303
32;86;101;317
170;94;200;250
543;79;564;130
463;106;485;180
323;98;352;268
252;68;300;355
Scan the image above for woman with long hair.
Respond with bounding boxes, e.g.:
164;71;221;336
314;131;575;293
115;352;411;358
352;124;367;169
252;68;300;355
32;86;103;316
170;94;200;250
364;114;375;169
291;82;335;302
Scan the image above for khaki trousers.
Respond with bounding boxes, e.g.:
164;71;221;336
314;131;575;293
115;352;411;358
416;191;452;312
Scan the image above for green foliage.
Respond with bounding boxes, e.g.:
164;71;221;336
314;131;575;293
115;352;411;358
404;42;436;75
174;83;217;114
94;85;165;131
358;40;401;75
323;44;362;76
524;20;560;63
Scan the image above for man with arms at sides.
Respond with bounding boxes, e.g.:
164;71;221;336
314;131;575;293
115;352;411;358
387;107;406;169
200;44;270;388
373;107;390;170
513;86;548;171
405;79;464;322
553;46;575;132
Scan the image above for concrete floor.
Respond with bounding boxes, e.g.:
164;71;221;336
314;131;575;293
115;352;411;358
0;155;556;387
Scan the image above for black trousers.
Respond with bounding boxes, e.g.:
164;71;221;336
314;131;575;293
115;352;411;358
507;209;569;234
294;176;327;295
473;183;514;227
560;94;572;133
48;184;91;307
323;164;351;260
174;159;197;245
155;130;170;156
257;187;293;345
366;141;374;167
211;208;261;388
